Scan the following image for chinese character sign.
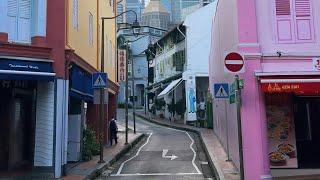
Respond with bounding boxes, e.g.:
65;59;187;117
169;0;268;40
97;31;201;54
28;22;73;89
118;49;127;82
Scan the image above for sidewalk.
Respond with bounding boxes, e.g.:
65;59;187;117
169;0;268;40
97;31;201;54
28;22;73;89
63;125;144;180
135;112;240;180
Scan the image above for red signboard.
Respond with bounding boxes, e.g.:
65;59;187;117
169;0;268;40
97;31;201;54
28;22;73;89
118;49;126;82
262;83;320;95
225;52;244;73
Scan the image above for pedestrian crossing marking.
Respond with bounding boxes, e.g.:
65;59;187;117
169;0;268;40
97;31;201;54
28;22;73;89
92;72;107;88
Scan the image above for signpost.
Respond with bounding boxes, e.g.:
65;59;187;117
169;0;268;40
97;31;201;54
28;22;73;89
224;52;245;180
92;72;108;163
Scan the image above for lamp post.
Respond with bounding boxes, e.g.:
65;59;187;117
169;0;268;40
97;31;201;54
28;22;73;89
99;10;140;161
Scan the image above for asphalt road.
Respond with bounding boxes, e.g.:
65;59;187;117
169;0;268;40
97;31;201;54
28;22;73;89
96;109;215;180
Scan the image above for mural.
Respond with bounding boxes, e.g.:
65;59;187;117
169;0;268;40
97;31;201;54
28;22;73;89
186;75;197;121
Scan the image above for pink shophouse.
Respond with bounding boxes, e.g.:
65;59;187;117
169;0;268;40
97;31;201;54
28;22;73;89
209;0;320;179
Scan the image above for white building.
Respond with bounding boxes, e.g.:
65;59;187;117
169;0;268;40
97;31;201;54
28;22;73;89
147;1;217;123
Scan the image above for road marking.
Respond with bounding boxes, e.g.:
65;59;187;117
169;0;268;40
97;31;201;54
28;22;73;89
200;161;209;165
185;131;202;174
111;172;202;176
162;149;178;160
116;133;153;175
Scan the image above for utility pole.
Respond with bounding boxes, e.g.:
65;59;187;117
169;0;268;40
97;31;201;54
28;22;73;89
98;19;106;163
235;75;244;179
131;52;136;134
125;42;129;144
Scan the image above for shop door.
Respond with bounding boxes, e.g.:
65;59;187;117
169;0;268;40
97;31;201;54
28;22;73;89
294;97;320;168
0;88;11;170
8;92;35;170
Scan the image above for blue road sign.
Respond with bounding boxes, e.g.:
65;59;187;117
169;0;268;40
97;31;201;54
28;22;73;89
214;83;229;98
92;73;108;89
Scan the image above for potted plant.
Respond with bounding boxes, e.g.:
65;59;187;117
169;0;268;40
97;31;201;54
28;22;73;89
155;99;166;118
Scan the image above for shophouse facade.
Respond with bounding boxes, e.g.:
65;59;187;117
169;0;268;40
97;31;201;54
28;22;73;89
209;0;320;179
0;0;118;178
117;25;166;108
147;2;215;123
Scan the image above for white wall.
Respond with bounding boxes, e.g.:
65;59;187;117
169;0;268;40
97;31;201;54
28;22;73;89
183;1;217;75
34;81;55;167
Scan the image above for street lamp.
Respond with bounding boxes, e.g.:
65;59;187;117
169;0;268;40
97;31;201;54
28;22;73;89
99;10;140;163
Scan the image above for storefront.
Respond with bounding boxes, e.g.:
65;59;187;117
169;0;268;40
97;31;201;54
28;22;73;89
258;75;320;169
0;57;55;172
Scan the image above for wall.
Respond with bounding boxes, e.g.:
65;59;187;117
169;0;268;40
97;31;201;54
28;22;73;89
256;0;320;55
208;0;240;169
184;1;216;76
99;0;117;82
34;82;55;167
66;0;98;69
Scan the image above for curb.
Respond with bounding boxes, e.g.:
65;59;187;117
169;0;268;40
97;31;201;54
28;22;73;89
84;133;146;180
135;113;222;180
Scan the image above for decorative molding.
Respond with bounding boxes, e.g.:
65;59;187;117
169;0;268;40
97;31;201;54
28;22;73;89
0;43;51;59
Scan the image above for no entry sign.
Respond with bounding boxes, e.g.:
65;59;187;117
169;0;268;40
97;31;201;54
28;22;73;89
225;52;244;73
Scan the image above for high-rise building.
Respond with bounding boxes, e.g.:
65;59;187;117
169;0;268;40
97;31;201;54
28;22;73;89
142;0;170;30
126;0;144;24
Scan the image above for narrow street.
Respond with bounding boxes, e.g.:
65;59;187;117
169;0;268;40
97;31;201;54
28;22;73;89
97;109;215;180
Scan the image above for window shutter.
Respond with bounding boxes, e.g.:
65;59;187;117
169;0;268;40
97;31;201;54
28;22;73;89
275;0;295;43
294;0;314;41
73;0;78;29
88;13;93;45
17;0;31;42
7;0;18;41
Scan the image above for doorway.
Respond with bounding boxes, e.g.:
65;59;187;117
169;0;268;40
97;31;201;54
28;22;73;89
294;97;320;168
0;84;36;171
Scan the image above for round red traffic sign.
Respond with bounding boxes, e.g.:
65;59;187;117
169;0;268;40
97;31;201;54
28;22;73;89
225;52;244;73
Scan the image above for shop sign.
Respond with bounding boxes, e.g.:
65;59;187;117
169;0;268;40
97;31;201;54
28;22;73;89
0;58;53;73
262;83;320;95
118;50;127;82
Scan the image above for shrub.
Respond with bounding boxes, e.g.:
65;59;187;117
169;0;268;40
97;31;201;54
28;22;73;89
82;127;100;161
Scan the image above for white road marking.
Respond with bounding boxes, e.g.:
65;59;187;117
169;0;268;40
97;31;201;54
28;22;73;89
111;172;202;177
162;149;178;160
185;131;202;174
200;161;209;165
116;133;153;175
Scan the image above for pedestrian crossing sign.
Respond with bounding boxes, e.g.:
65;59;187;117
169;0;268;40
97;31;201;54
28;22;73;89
92;73;108;89
214;83;229;99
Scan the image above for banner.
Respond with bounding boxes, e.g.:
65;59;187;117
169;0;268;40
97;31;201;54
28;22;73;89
118;50;126;82
186;75;197;121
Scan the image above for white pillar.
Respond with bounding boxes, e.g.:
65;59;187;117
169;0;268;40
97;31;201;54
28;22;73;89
32;0;47;37
55;79;69;178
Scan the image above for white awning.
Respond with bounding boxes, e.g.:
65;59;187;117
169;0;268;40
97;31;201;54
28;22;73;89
157;78;183;99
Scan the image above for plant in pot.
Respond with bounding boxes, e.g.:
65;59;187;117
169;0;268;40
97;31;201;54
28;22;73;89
82;127;100;161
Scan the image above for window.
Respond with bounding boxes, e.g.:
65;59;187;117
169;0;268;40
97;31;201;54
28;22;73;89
274;0;314;43
73;0;78;29
7;0;31;42
88;12;93;45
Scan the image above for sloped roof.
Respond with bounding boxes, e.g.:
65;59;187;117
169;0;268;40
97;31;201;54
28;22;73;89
143;0;169;14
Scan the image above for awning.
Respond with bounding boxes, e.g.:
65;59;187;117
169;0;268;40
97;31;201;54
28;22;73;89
157;78;183;99
70;65;93;102
148;85;160;93
258;76;320;95
0;58;55;81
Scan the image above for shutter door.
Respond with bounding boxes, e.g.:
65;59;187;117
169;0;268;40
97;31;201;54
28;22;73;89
294;0;314;41
275;0;295;43
17;0;31;42
7;0;18;41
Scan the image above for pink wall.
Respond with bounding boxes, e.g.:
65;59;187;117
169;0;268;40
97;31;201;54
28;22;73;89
210;0;320;179
255;0;320;55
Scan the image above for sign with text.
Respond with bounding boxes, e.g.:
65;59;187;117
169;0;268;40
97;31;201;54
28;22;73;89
118;49;127;82
261;83;320;95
